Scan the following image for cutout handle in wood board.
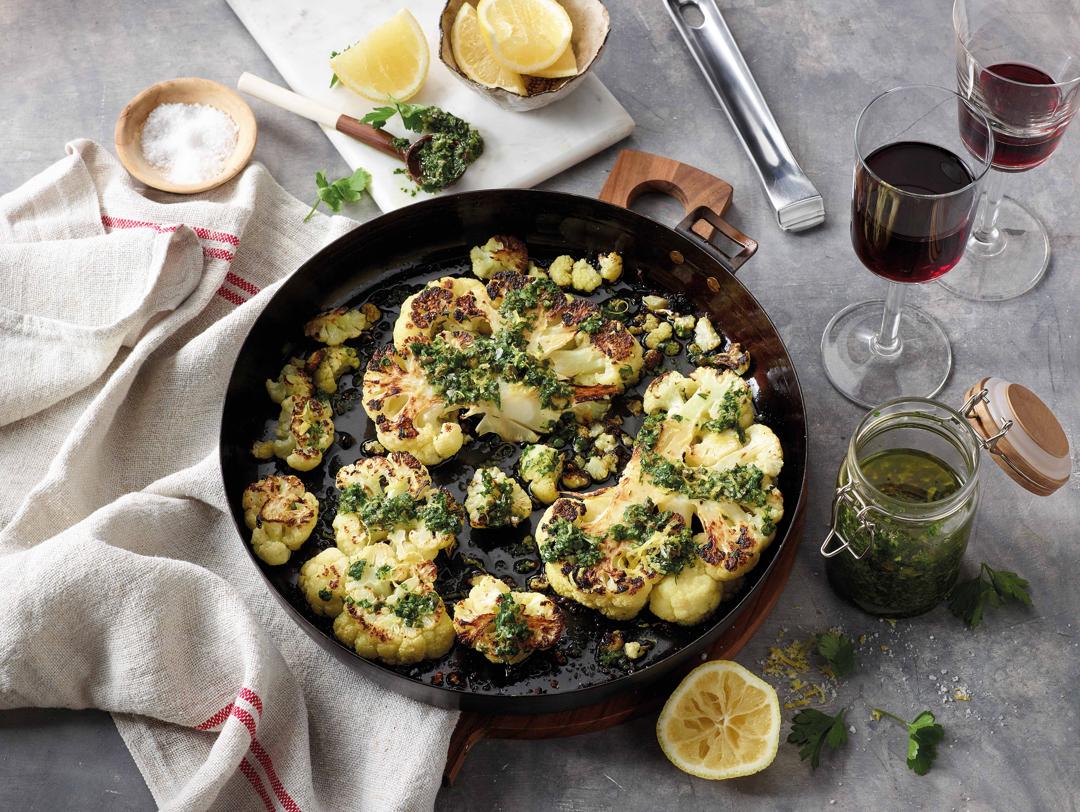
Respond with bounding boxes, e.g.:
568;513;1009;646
443;480;806;785
597;149;757;273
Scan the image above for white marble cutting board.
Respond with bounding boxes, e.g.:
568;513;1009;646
226;0;635;211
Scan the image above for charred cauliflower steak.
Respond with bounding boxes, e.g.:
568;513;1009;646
242;475;319;565
393;276;499;346
332;543;455;666
304;303;380;346
333;453;463;560
536;367;784;625
639;368;784;610
452;575;563;664
465;467;531;528
251;395;334;472
362;342;466;466
366;272;644;465
535;463;693;621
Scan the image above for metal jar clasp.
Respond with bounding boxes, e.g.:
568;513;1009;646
820;482;888;560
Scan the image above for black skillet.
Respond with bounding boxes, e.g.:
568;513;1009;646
219;149;808;715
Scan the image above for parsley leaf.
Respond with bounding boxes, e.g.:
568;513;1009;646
817;631;856;678
948;561;1032;628
872;708;945;775
303;167;372;222
787;708;848;770
329;50;341;88
360;105;397;129
359;100;430;132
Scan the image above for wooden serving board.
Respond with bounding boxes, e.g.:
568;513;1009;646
444;150;802;783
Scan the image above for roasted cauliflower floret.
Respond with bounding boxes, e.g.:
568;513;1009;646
307;346;360;394
571;259;602;293
393;276;499;346
694;314;723;352
452;575;564;664
266;358;314;404
647;553;724;625
536;466;693;620
304;303;380;346
362;343;464;466
242;475;319;565
332;544;454;665
644;320;673;350
333;453;462;560
518;443;564;504
642;367;755;455
251;395;334;472
598;252;622;283
298;547;349;616
470;234;528;280
547;255;573;287
465;467;532;528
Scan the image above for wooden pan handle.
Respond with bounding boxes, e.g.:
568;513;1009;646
597;149;757;273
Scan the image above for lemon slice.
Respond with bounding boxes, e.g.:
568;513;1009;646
656;660;781;780
476;0;573;74
451;3;527;95
330;10;430;102
530;42;577;79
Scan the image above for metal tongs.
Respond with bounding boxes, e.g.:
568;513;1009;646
665;0;825;232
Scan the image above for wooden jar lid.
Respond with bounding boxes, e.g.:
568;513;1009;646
964;377;1071;496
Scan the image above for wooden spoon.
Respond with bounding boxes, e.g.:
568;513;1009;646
236;72;428;184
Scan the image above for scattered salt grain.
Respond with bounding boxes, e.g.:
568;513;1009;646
140;102;238;185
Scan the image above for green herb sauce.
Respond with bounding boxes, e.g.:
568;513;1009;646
412;107;484;193
538;516;602;566
492;593;530;659
826;448;973;617
392;591;438;627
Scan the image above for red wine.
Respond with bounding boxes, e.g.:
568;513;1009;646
959;62;1065;171
852;141;977;283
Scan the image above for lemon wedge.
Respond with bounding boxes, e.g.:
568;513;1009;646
330;10;430;102
476;0;573;75
530;42;577;79
451;3;527;95
656;660;781;780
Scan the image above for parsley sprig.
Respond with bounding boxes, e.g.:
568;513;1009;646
304;167;372;222
872;708;944;775
787;707;849;770
816;630;856;677
361;100;429;132
948;562;1032;628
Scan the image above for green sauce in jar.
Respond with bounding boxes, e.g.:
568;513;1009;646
826;446;976;617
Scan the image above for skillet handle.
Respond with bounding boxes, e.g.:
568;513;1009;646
597;149;757;274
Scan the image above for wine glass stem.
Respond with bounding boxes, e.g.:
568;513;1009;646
968;168;1007;256
872;282;906;357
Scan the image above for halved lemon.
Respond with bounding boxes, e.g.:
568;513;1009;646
451;3;527;95
476;0;573;75
656;660;781;780
330;10;430;102
530;42;577;79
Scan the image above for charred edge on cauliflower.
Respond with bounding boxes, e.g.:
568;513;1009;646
471;235;529;279
608;499;694;576
537;500;601;566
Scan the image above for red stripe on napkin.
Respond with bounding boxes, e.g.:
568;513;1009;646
239;758;276;812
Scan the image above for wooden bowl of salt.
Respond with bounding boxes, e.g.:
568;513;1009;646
115;77;257;194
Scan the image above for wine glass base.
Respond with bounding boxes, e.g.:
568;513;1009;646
821;300;952;408
937;196;1050;301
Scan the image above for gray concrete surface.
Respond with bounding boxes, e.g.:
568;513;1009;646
2;0;1078;810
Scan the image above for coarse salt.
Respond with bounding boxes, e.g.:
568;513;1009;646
140;102;239;185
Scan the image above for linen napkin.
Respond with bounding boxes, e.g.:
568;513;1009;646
0;140;458;811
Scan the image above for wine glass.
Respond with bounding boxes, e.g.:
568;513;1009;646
940;0;1080;301
821;85;994;408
